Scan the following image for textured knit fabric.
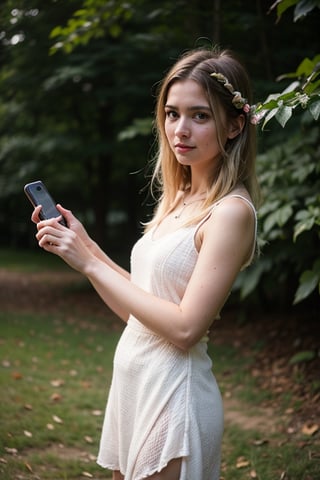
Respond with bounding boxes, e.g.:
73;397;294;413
97;195;257;480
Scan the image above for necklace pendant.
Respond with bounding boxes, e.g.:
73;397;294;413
174;201;187;220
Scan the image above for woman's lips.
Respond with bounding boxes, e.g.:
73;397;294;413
175;143;195;153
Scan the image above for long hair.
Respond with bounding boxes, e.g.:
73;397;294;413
145;47;260;230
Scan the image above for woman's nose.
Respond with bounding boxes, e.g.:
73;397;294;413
175;117;190;137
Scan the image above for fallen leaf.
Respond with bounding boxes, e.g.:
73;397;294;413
50;392;62;402
25;462;33;472
252;438;269;446
46;423;55;430
23;430;32;438
285;408;294;415
236;456;250;468
250;470;258;479
2;360;11;367
12;372;23;380
50;379;65;387
82;472;93;478
81;381;92;389
301;423;319;436
91;410;102;416
280;472;287;480
52;415;63;424
4;447;18;455
24;404;33;410
84;435;93;444
0;458;8;464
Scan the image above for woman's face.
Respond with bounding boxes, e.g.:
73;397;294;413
164;79;227;172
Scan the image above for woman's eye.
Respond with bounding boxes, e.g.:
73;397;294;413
165;110;178;119
194;112;209;121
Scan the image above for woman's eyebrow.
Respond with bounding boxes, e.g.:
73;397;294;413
165;104;211;111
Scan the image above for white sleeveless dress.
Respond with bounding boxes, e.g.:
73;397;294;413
97;195;257;480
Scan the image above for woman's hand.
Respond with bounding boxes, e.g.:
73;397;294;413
31;204;94;249
35;217;96;274
32;204;96;273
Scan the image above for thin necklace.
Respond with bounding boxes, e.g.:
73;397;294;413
174;192;206;219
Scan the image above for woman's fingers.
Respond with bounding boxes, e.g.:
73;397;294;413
37;229;58;247
31;205;42;223
34;216;91;273
56;204;71;217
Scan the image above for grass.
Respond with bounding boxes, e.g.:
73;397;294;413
0;248;70;272
0;312;118;479
0;249;319;479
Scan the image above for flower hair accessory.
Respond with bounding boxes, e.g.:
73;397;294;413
210;72;263;125
210;72;249;110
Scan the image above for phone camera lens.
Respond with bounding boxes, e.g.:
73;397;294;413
36;186;42;191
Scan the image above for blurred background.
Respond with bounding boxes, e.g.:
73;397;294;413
0;0;319;313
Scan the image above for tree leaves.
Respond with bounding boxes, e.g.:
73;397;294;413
254;55;320;128
49;0;134;54
234;123;320;305
270;0;320;22
263;204;293;233
289;350;316;364
293;259;320;304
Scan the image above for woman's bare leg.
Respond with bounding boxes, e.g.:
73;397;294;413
112;471;124;480
145;458;182;480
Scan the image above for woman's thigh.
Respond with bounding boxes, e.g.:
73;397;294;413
145;458;182;480
112;471;124;480
112;458;182;480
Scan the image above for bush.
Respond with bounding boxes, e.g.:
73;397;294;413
235;113;320;308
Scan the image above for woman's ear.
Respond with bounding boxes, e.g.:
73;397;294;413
227;114;245;139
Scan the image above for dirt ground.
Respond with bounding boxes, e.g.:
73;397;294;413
1;268;319;437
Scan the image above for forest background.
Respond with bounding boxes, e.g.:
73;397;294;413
0;0;319;312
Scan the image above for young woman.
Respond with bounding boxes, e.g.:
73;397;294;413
32;47;260;480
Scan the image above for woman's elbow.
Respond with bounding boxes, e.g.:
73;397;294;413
173;327;205;352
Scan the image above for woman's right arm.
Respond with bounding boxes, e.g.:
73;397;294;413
86;239;130;280
31;204;131;321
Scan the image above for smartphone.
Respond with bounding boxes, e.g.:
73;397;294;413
24;180;67;227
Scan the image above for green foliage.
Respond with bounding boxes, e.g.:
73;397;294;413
271;0;320;22
236;117;320;306
243;0;320;307
289;350;316;364
50;0;134;54
0;0;319;309
252;1;320;128
253;54;320;128
118;117;153;140
294;259;320;304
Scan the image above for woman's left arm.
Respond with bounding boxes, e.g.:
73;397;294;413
36;198;255;350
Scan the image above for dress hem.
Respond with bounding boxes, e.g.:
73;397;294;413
97;451;188;479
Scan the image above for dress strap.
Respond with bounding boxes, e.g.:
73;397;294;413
195;194;257;268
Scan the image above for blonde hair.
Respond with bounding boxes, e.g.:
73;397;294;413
145;47;260;231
